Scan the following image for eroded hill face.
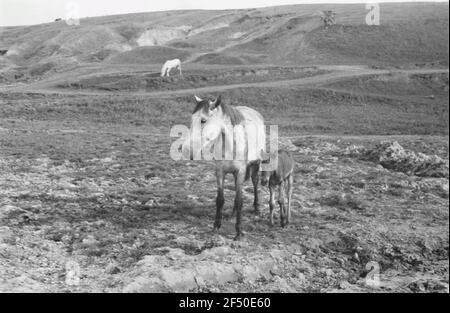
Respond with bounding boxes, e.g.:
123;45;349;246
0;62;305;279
0;2;448;83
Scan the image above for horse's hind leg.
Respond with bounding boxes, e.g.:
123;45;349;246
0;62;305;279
251;163;261;214
278;181;286;227
269;184;276;227
214;168;225;232
178;65;182;76
233;170;245;240
287;174;293;225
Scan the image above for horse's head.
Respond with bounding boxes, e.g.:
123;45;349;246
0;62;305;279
181;95;225;160
193;95;222;121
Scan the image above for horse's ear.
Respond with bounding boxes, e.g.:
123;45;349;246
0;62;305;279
194;95;203;103
210;95;222;109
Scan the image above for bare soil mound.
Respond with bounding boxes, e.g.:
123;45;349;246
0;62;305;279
345;141;449;178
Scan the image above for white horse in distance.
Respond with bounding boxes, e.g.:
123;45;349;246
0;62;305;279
161;59;182;77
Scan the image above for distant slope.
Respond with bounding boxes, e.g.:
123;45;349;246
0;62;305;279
108;46;191;64
222;2;449;66
304;19;449;66
0;2;448;81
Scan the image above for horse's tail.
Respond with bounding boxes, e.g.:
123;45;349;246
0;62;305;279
245;165;251;181
245;160;261;182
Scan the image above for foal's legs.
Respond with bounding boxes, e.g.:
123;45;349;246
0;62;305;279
213;167;225;232
269;184;276;226
233;170;245;240
178;65;182;76
287;174;293;225
278;181;286;227
250;163;261;214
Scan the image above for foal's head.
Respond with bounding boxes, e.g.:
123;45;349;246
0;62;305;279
260;150;277;186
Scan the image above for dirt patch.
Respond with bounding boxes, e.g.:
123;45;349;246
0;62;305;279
137;27;189;46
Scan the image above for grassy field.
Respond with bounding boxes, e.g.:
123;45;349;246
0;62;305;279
55;66;329;92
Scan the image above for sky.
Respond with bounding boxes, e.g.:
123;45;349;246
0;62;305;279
0;0;448;26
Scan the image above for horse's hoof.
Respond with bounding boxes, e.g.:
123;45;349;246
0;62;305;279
233;232;244;241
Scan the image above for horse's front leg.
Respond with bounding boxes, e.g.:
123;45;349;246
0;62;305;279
213;167;225;232
251;163;261;214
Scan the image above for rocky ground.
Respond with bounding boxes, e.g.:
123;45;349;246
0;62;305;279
0;65;448;293
0;120;448;292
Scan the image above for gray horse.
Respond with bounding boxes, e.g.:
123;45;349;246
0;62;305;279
182;95;266;240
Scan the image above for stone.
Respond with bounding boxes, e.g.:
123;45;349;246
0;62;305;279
160;268;197;292
105;263;121;275
0;226;14;243
242;265;262;282
123;276;167;293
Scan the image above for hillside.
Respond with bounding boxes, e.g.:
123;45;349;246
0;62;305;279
0;2;448;83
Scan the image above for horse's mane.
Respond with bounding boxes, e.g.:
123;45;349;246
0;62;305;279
193;99;245;126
